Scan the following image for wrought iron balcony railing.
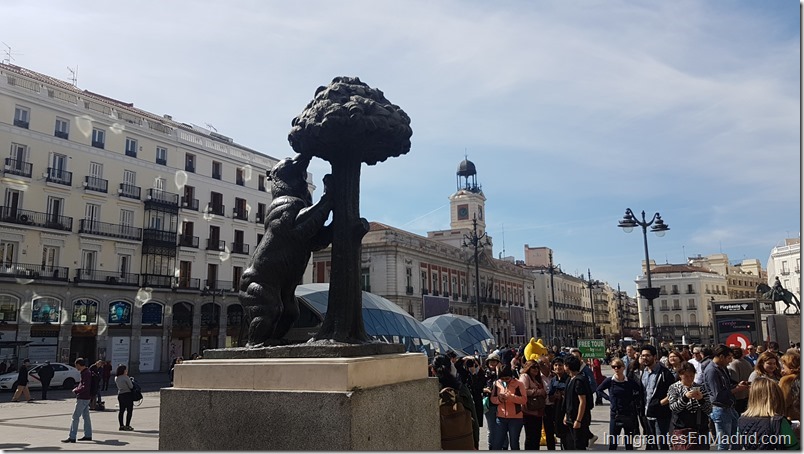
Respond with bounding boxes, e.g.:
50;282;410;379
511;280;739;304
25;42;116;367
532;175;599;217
0;206;73;231
3;158;32;178
176;277;201;290
45;167;72;186
231;243;249;255
83;176;108;193
0;262;68;281
178;235;199;248
79;219;142;240
145;188;179;206
206;239;225;251
118;183;141;200
180;197;199;211
74;269;139;286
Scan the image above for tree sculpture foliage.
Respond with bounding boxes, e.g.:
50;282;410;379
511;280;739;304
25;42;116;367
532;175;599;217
288;76;412;343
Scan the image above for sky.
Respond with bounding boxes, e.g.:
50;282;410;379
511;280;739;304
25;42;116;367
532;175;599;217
1;1;800;294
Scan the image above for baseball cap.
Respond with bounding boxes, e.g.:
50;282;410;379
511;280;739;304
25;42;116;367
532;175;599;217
487;353;501;362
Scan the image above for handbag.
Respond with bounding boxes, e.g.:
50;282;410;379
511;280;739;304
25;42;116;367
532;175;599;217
527;394;546;411
670;408;702;451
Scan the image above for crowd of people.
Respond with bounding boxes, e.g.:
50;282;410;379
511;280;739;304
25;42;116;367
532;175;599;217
432;340;801;450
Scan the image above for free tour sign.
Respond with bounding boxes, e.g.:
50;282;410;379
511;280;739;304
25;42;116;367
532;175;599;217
577;339;606;359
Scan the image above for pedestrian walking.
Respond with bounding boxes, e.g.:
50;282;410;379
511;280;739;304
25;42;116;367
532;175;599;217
597;358;643;450
11;358;33;402
490;366;527;450
736;376;800;450
115;364;136;431
704;344;749;450
38;361;55;400
62;358;92;443
102;361;112;391
562;355;592;450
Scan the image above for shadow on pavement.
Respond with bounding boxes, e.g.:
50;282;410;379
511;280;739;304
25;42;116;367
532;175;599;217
92;439;128;447
0;444;31;450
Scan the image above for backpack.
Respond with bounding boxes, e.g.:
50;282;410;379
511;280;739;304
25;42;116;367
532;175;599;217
131;377;144;403
439;387;474;450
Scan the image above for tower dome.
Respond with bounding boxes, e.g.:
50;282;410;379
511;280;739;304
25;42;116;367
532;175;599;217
457;159;477;177
456;158;481;193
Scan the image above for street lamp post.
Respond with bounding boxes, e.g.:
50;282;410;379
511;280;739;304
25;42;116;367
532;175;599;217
587;269;599;339
548;251;559;347
615;284;626;341
618;208;669;347
463;214;490;323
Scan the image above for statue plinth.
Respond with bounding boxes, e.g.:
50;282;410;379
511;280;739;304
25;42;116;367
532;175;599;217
202;341;405;359
158;348;440;451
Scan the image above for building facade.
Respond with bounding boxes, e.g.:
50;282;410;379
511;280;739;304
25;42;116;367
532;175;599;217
0;63;292;372
767;238;801;313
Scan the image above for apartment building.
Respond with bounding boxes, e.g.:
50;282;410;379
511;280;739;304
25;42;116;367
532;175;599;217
0;63;291;373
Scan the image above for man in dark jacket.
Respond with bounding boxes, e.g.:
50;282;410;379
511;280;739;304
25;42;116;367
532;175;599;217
11;358;32;402
639;345;675;450
704;345;749;450
38;361;55;400
63;358;93;443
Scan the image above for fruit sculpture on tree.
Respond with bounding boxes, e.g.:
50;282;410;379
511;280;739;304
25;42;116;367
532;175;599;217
288;77;412;343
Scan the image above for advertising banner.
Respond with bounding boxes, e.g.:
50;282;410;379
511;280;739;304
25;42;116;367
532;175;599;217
111;337;130;368
422;295;450;319
139;336;159;372
509;306;526;336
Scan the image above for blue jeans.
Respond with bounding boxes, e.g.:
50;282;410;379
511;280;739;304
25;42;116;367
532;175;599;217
711;406;739;450
493;417;524;450
485;409;508;450
69;398;92;440
647;417;671;450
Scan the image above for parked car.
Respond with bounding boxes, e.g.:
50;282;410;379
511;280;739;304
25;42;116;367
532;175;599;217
0;362;80;391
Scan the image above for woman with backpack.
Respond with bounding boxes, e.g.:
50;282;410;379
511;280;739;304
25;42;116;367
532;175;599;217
519;360;547;450
115;365;135;431
433;354;479;450
491;366;528;450
737;376;800;450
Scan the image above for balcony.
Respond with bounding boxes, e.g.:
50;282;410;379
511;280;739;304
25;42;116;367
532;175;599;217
206;279;239;293
233;207;248;221
0;207;73;231
206;239;226;251
91;140;104;149
405;286;414;295
140;274;175;289
4;158;32;178
231;242;249;255
83;176;108;193
672;305;681;310
256;213;265;224
74;269;139;286
118;183;141;200
79;219;142;240
143;229;177;248
207;204;225;216
660;306;670;311
687;305;696;310
55;130;69;140
125;149;137;158
212;171;222;180
156;157;167;166
185;163;196;173
0;262;69;281
781;270;790;276
145;188;179;207
236;177;245;186
686;289;695;294
180;197;199;211
13;119;29;129
45;167;72;186
176;277;201;290
178;235;199;248
422;289;429;295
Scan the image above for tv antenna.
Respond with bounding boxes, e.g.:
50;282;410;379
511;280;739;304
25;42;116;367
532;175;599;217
1;42;22;65
205;123;217;132
67;65;78;87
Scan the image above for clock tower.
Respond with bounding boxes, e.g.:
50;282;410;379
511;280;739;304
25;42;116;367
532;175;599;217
450;158;486;235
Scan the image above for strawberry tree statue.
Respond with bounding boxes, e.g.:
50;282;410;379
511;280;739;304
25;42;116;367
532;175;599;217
288;77;412;343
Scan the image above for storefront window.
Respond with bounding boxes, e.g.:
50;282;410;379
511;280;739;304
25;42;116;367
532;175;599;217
142;302;163;325
109;301;132;324
0;295;19;322
31;297;61;323
72;298;99;324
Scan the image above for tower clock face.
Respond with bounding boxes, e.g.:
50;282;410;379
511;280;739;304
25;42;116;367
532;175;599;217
457;205;469;220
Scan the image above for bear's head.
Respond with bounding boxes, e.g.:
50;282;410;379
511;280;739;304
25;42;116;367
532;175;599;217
268;154;313;206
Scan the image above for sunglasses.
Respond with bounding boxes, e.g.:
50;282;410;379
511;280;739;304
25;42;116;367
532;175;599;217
612;365;623;369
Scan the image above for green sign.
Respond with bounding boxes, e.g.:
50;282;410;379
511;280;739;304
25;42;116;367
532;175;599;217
577;339;606;359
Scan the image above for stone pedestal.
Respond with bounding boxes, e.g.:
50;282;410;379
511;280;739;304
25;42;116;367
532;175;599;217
159;349;440;450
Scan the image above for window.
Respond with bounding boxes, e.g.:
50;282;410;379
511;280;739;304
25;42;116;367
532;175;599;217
236;167;245;186
209;192;224;216
0;295;19;322
13;106;29;128
54;117;69;139
361;267;370;291
687;284;694;294
421;270;428;293
42;246;59;269
671;285;679;294
257;233;264;244
156;146;167;165
431;272;438;295
91;128;105;149
232;266;243;291
185;153;196;172
73;299;98;325
256;203;266;223
258;175;266;192
118;254;131;277
690;313;697;324
234;197;247;220
212;161;222;180
31;297;60;323
109;301;132;324
207;263;219;289
141;302;163;325
125;137;137;157
405;267;412;289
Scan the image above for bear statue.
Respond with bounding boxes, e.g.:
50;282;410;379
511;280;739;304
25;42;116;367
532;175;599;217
238;154;333;347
